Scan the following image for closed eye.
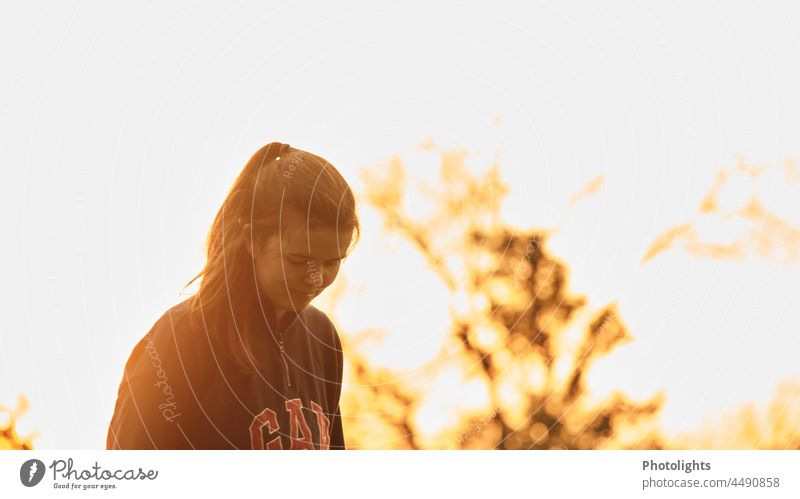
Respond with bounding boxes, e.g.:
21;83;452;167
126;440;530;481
285;255;343;266
286;255;310;264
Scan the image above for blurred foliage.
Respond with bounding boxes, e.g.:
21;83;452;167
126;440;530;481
343;145;666;449
671;380;800;450
0;395;36;450
639;156;800;449
643;157;800;264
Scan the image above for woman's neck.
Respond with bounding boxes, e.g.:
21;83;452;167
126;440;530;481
273;307;295;331
260;296;298;333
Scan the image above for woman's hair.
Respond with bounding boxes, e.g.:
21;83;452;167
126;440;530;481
185;142;359;373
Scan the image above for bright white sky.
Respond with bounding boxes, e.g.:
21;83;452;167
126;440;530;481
1;0;799;448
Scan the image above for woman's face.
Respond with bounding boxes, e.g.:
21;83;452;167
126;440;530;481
247;212;352;315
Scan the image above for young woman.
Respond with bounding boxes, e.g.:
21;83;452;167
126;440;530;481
106;142;359;450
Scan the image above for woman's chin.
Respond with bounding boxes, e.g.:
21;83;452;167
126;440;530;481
283;293;313;311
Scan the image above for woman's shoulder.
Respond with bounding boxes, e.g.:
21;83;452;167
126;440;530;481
301;305;342;350
144;297;199;346
302;304;332;325
300;306;344;388
302;305;338;333
122;297;203;379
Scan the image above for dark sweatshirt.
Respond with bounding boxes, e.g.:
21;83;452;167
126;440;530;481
106;297;345;450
